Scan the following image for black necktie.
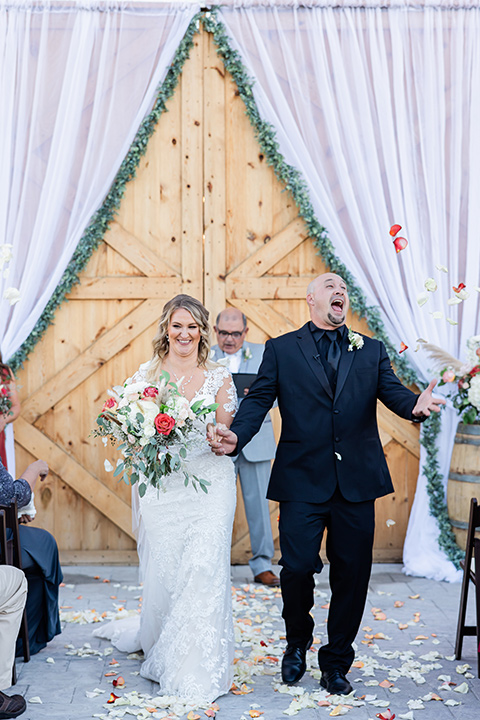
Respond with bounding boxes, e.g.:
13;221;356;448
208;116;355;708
325;330;341;374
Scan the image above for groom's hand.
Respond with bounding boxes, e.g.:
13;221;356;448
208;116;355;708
412;379;446;418
207;423;238;456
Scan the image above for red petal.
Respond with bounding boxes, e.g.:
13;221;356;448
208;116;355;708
453;282;466;293
393;237;408;253
389;224;402;236
399;342;408;354
107;693;120;704
112;676;125;687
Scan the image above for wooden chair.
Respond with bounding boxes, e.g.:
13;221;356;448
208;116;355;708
0;500;30;683
454;497;480;676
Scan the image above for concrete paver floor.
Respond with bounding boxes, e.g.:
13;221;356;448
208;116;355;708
11;563;480;720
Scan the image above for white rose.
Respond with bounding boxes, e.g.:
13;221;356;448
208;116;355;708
467;375;480;412
137;399;159;422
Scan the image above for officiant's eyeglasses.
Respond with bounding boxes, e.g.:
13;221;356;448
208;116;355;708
217;330;245;339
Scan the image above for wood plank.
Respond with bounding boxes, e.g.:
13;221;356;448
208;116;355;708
105;221;179;277
203;30;227;321
377;403;420;458
67;277;182;300
227;275;314;300
22;299;164;423
14;417;134;539
60;550;139;565
181;32;204;298
228;299;297;338
229;217;309;279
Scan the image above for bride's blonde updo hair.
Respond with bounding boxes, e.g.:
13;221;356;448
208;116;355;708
146;294;213;380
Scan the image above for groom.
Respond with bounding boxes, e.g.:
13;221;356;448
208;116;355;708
208;273;445;694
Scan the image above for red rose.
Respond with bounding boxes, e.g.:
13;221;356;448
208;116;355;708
155;413;175;436
469;365;480;377
143;386;159;399
102;397;117;411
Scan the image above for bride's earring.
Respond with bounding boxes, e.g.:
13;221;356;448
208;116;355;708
166;334;169;343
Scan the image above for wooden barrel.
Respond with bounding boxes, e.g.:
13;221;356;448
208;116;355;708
447;422;480;549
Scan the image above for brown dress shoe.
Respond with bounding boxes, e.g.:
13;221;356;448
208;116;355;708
254;570;280;586
0;690;27;719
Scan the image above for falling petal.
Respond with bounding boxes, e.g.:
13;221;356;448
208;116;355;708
393;237;408;253
447;296;462;305
399;342;408;354
452;282;466;293
431;311;443;320
424;278;437;292
447;318;458;325
417;293;429;307
389;224;402;236
386;519;396;527
454;288;470;300
435;264;448;273
3;287;21;305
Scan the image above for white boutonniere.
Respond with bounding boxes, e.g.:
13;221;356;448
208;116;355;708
242;346;253;361
347;328;364;352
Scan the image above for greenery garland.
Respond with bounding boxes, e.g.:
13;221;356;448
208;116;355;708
7;7;461;567
7;11;203;374
202;8;462;567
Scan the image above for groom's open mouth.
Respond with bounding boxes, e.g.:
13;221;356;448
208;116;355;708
330;297;345;316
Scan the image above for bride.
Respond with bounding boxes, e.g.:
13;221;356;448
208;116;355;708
94;294;237;703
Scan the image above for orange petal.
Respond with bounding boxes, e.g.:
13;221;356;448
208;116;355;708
409;594;420;599
187;713;200;720
107;693;120;704
415;635;429;640
398;623;409;630
249;712;264;718
389;224;402;236
394;601;404;608
399;342;408;354
379;679;394;688
393;236;408;253
374;612;387;620
318;700;331;706
321;603;330;609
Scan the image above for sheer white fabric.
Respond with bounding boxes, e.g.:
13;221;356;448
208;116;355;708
94;364;237;703
219;1;480;580
0;0;200;472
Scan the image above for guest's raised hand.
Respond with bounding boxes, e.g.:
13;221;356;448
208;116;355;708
412;379;446;418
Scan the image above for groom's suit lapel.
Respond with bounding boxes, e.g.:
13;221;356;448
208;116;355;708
335;331;355;400
296;324;333;400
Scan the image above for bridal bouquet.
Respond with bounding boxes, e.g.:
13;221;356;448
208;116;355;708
436;335;480;424
93;372;218;495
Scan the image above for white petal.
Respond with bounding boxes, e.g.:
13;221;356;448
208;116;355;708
431;311;443;320
3;287;21;305
446;318;458;325
417;292;429;307
104;459;114;472
386;519;396;527
447;296;462;305
435;264;448;273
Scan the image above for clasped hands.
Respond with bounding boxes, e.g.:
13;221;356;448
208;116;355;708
206;423;238;456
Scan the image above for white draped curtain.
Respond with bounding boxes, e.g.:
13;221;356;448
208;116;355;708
218;0;480;580
0;0;200;471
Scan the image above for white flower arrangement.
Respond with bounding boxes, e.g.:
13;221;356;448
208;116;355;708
347;328;364;352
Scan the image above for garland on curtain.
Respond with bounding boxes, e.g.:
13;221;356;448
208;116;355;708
201;8;462;567
7;11;203;374
7;8;461;566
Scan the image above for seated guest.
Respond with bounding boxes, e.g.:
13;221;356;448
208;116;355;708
0;458;63;656
0;565;27;718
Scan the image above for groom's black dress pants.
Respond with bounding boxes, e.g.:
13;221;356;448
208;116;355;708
278;486;375;673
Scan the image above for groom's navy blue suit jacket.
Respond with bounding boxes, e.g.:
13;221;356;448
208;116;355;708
230;322;419;504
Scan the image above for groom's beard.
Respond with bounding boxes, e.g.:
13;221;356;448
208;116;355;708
327;312;345;327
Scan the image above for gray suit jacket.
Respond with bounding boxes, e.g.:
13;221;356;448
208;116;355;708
211;342;277;462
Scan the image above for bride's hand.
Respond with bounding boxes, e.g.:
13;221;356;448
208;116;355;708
207;422;227;445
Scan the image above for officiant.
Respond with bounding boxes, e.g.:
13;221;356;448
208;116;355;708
211;308;278;587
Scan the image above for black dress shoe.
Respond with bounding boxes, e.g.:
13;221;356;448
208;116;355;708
320;669;353;695
281;637;313;684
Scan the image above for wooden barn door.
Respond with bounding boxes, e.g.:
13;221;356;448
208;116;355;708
14;27;420;564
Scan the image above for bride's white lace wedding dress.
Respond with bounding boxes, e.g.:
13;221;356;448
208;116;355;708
93;364;237;703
